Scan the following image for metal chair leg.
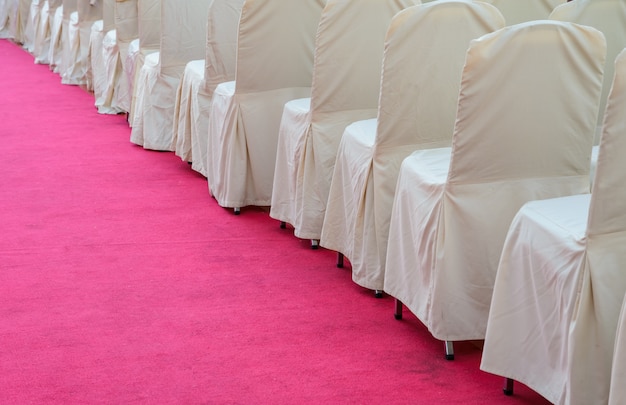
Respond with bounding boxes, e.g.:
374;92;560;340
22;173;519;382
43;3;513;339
233;207;241;215
394;298;403;320
337;252;344;268
311;239;319;249
444;341;454;360
279;221;286;229
374;290;383;298
503;378;514;396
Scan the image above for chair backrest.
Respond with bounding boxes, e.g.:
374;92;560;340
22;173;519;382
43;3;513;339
103;0;115;31
447;20;605;185
62;0;77;19
310;0;416;116
48;0;63;8
204;0;244;96
234;0;325;93
376;0;505;150
484;0;564;25
550;0;626;140
137;0;160;53
587;48;626;237
78;0;103;24
159;0;211;75
115;0;138;45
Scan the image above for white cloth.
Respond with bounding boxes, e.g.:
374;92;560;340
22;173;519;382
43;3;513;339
383;21;605;343
24;0;43;52
0;0;16;39
610;294;626;405
206;0;325;209
270;0;416;240
319;0;505;292
89;19;105;93
550;0;626;144
482;49;626;405
113;0;138;113
130;0;210;151
483;0;564;25
32;0;51;63
47;3;62;71
171;0;243;176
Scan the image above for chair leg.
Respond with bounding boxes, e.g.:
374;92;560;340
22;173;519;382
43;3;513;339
394;298;403;320
233;207;240;215
503;378;514;396
374;290;383;298
311;239;319;249
444;341;454;360
337;252;344;268
279;221;286;229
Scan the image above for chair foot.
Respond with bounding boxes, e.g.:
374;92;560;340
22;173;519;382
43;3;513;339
503;378;514;396
233;207;241;215
311;240;319;249
337;252;344;268
374;290;383;298
280;221;286;229
444;341;454;360
394;298;403;320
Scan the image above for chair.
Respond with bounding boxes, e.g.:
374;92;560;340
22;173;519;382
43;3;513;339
130;0;210;151
610;293;626;405
90;0;120;112
484;0;565;25
269;0;416;244
0;0;16;39
112;0;138;113
24;0;46;53
32;0;54;64
47;0;63;71
550;0;626;144
481;48;626;405
206;0;325;213
383;21;605;360
319;0;504;296
126;0;159;123
170;0;243;177
58;0;77;77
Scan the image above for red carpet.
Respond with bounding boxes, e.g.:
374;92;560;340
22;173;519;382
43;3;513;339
0;39;550;404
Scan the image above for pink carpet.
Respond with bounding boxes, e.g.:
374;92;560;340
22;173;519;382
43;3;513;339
0;39;550;404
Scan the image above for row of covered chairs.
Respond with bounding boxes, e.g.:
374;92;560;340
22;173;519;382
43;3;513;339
3;0;626;404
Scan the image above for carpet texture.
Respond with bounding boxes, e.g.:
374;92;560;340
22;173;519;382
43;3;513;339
0;39;550;404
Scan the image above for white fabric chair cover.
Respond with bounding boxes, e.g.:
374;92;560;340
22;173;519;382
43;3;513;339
127;0;159;123
10;0;30;44
58;0;77;80
47;1;62;71
270;0;416;238
610;293;626;405
32;0;51;63
112;0;137;113
171;0;243;177
481;48;626;405
130;0;210;151
550;0;626;144
91;0;121;113
24;0;44;52
383;21;605;343
0;0;16;39
61;0;102;86
320;1;505;292
206;0;325;209
484;0;564;25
